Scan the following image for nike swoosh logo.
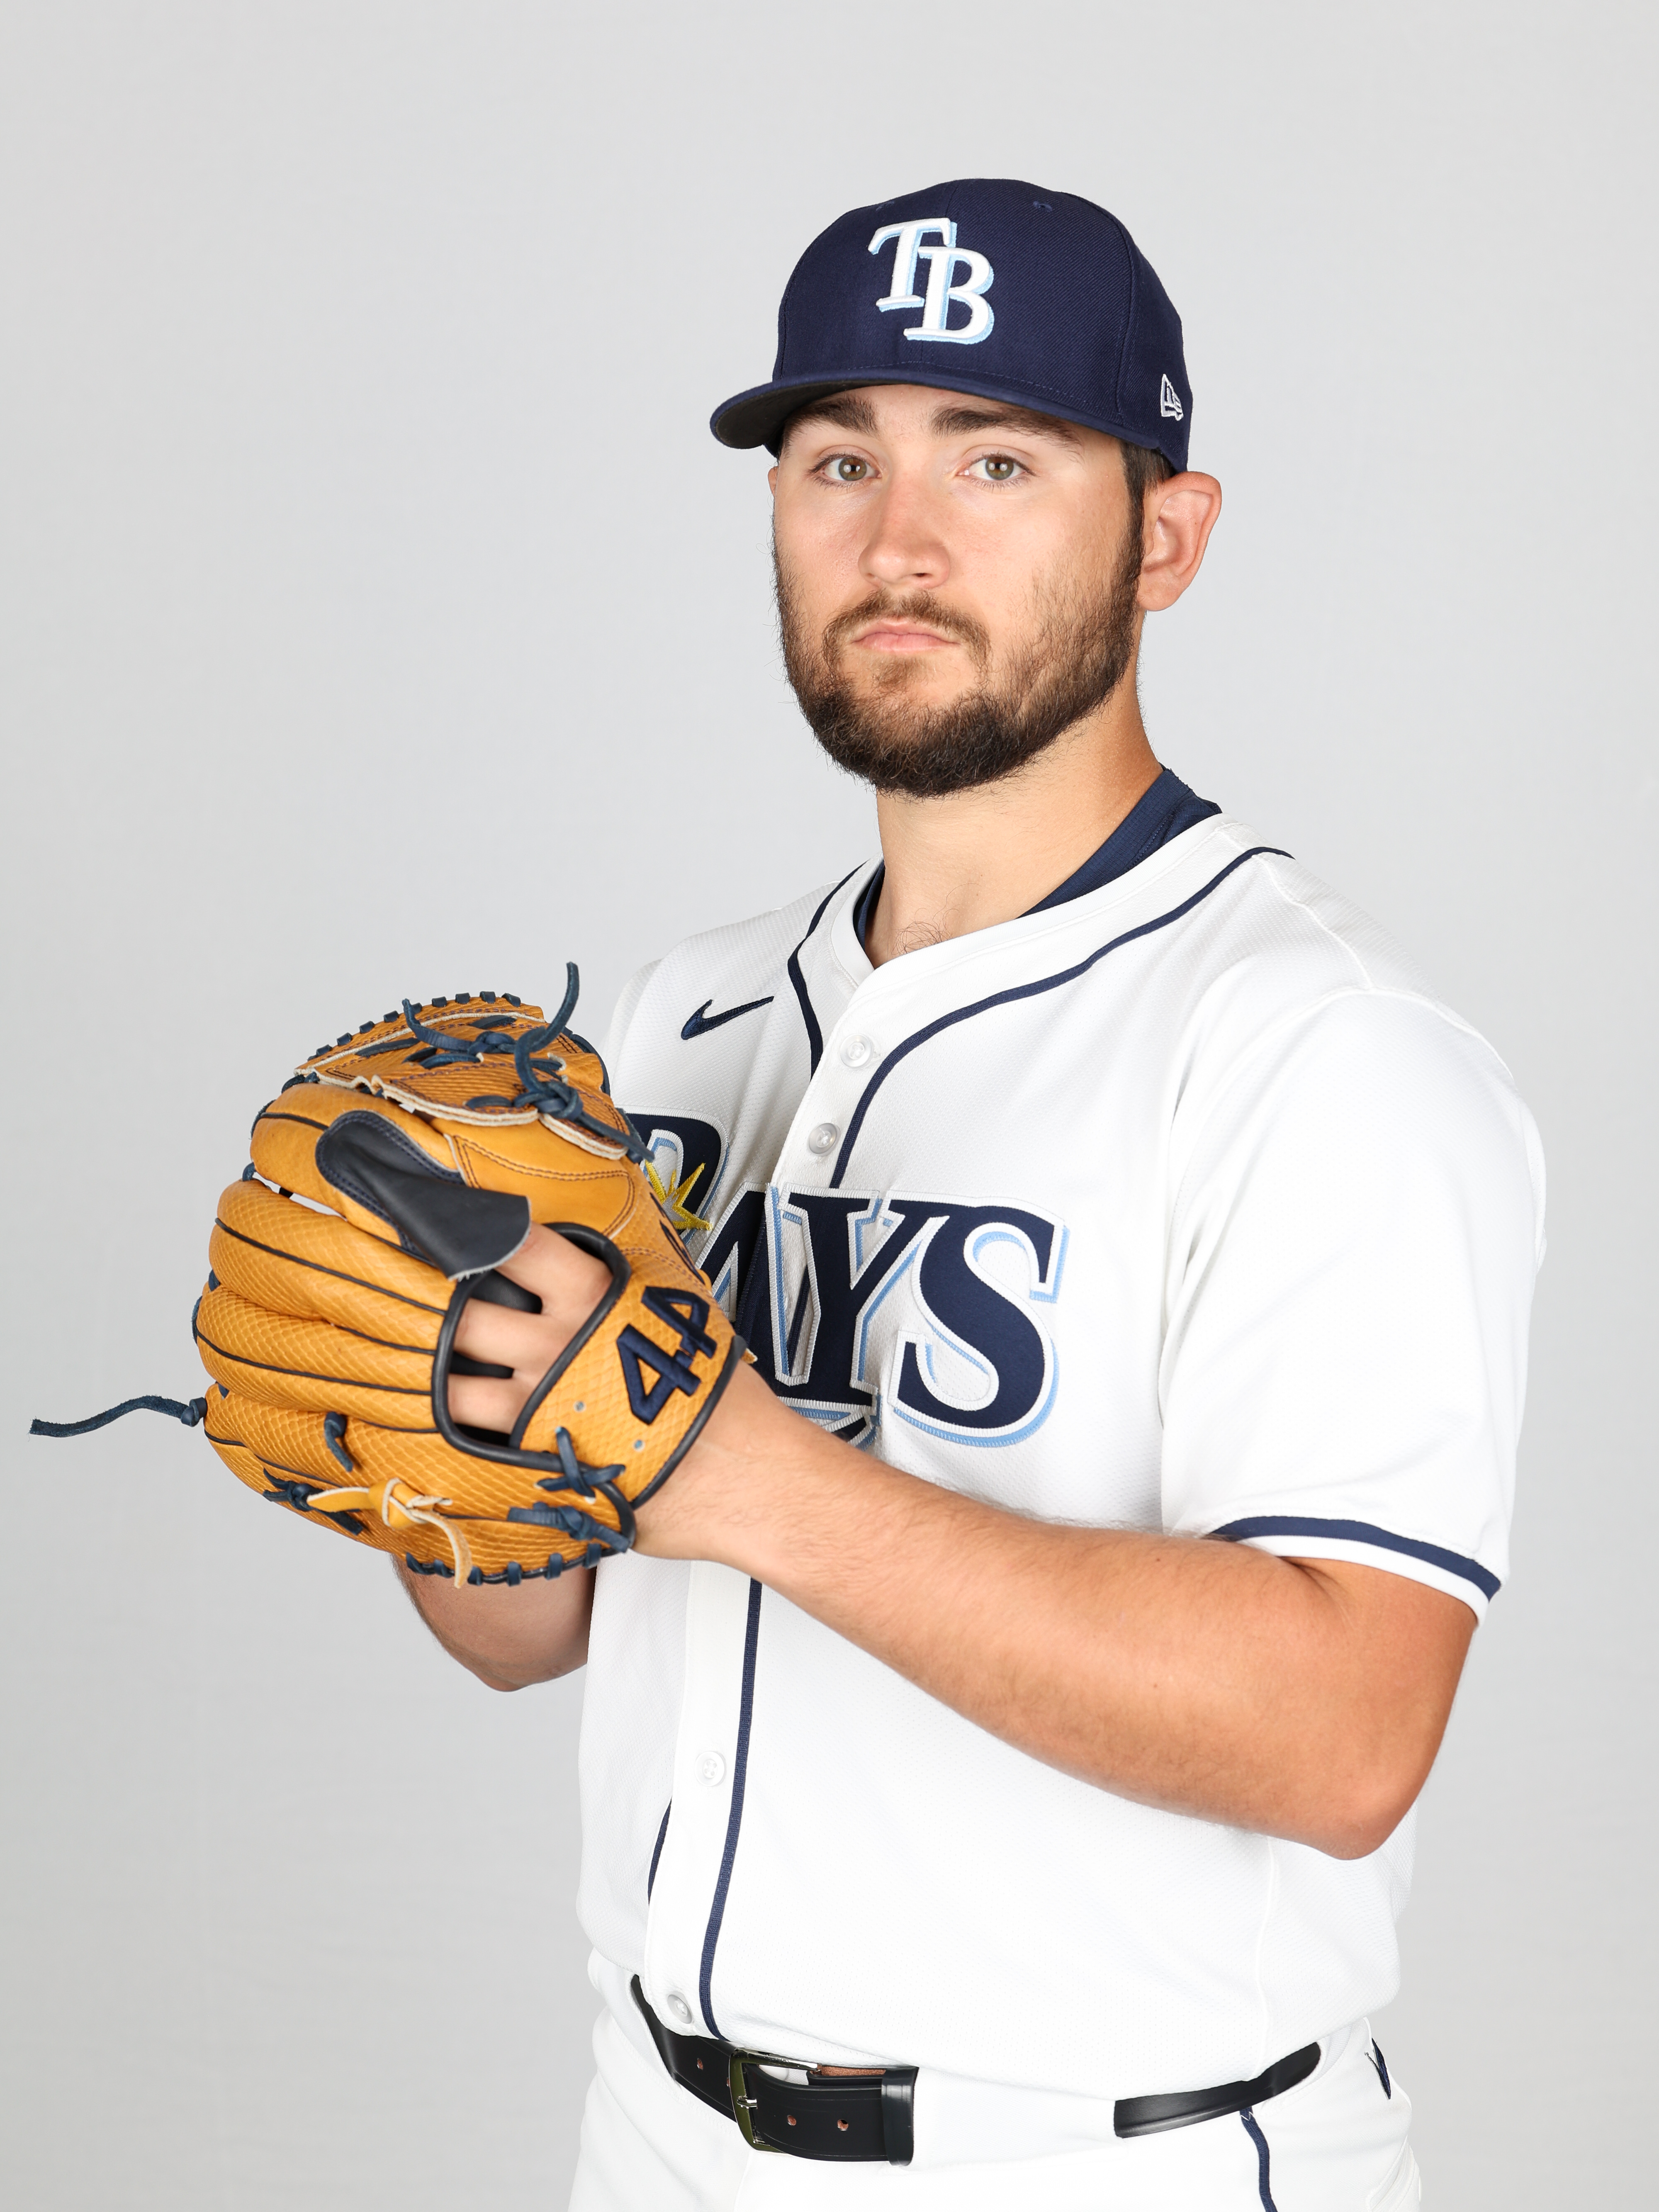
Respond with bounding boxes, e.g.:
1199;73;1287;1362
681;995;774;1040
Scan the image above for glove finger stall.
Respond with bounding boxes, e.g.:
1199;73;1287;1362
210;1178;448;1338
194;1281;435;1424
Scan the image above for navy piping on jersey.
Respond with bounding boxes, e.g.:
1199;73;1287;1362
830;847;1289;1189
789;868;860;1076
647;1802;671;1901
1239;2109;1280;2212
849;768;1220;953
697;1577;764;2039
1215;1516;1501;1601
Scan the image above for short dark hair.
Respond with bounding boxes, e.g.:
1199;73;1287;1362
1121;439;1175;504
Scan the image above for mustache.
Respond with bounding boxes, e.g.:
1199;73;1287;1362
822;590;992;664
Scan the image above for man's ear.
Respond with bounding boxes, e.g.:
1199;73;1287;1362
1138;473;1222;612
768;463;778;494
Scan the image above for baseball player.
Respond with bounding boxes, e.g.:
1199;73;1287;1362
339;182;1550;2204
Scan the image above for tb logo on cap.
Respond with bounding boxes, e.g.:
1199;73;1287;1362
868;218;995;346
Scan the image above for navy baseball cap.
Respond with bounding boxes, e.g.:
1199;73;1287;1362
711;178;1192;470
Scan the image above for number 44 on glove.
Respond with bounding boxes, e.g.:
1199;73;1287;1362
32;972;746;1586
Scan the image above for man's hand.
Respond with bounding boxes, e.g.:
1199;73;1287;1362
446;1227;615;1436
438;1226;1475;1854
394;1224;612;1689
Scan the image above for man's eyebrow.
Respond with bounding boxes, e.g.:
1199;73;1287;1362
779;391;1085;453
781;392;881;442
928;402;1082;447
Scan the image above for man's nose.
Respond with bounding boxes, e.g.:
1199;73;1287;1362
859;476;951;592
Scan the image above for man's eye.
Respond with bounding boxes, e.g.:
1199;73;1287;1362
822;455;872;484
971;454;1023;483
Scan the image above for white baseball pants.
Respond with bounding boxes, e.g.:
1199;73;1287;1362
567;1997;1419;2211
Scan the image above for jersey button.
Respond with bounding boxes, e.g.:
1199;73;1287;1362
697;1751;727;1786
667;1993;693;2024
840;1034;873;1068
807;1122;839;1156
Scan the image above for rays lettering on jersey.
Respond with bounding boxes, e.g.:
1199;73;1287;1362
698;1183;1065;1446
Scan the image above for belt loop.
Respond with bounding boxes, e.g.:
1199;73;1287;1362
880;2068;917;2164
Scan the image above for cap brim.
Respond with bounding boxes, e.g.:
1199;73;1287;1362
710;369;1178;463
711;376;907;452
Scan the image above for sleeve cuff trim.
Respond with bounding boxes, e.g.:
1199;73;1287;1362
1211;1516;1501;1600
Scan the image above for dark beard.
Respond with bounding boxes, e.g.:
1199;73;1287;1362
776;528;1143;799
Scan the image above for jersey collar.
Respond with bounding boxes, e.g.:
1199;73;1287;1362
849;767;1219;954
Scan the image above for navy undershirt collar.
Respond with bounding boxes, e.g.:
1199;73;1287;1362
850;767;1221;953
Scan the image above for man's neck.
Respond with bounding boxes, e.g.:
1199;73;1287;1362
863;699;1161;968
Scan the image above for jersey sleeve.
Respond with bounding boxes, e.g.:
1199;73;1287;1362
1160;989;1545;1616
601;958;661;1083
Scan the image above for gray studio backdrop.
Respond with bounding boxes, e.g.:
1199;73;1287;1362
3;5;1653;2207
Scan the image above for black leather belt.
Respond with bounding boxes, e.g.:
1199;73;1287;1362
1113;2041;1321;2137
631;1978;917;2163
632;1978;1321;2161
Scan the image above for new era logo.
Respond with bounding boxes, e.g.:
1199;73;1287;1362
1160;373;1184;422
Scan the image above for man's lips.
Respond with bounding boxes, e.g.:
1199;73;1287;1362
851;622;958;653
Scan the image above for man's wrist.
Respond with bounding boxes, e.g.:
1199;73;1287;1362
635;1363;841;1574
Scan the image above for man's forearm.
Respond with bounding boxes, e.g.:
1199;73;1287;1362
393;1557;595;1689
638;1368;1474;1857
441;1232;1477;1847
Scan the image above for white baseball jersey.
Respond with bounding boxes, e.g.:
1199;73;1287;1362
576;805;1543;2111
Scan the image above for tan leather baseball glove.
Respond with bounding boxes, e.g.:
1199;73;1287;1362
34;976;744;1585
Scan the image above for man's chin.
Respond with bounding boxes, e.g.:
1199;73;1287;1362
803;711;985;797
836;662;975;713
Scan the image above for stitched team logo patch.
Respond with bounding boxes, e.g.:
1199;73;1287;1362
869;217;995;346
